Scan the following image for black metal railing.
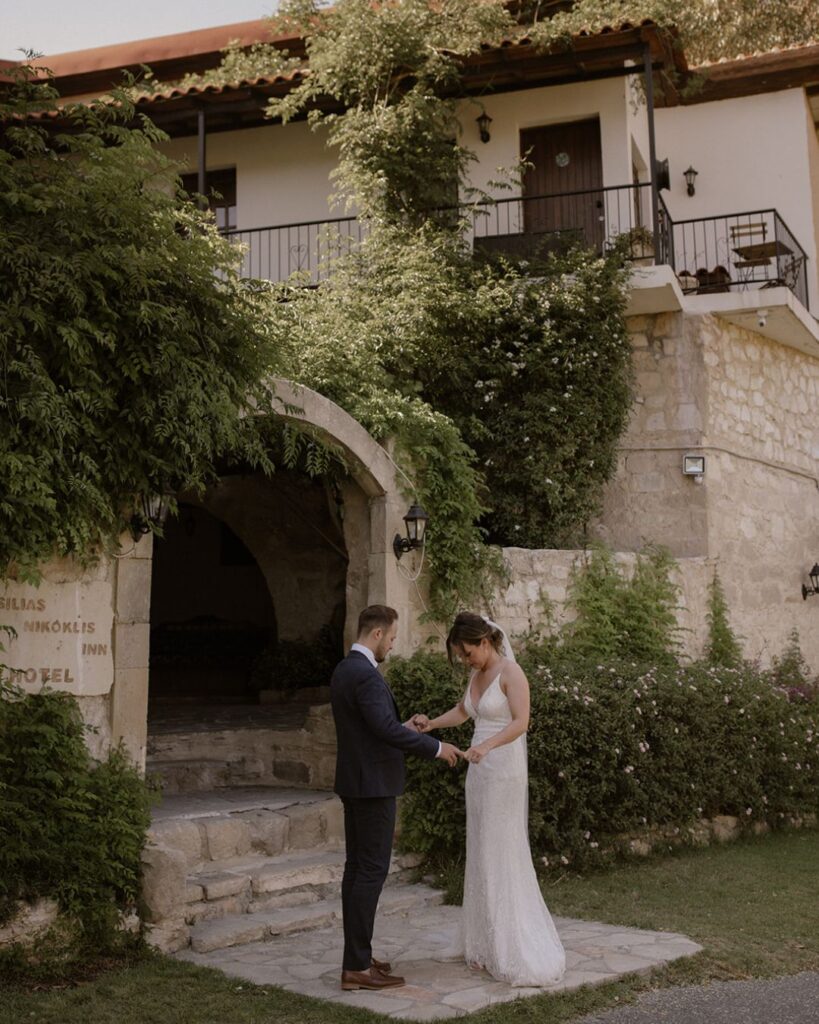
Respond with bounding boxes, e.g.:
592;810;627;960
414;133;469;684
671;208;809;309
223;215;367;284
466;183;652;260
223;192;810;311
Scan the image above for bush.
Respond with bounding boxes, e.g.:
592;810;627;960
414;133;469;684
388;650;819;872
386;652;471;862
0;684;153;946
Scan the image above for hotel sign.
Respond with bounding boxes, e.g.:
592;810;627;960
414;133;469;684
1;581;114;696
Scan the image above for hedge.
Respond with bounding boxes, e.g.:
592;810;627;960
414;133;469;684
387;651;819;870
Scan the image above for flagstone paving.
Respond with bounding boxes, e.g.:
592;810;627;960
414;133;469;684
176;901;703;1020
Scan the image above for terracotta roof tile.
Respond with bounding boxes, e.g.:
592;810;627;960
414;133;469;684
133;68;307;106
694;38;819;70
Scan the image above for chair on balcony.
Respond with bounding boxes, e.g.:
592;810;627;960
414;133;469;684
730;222;774;285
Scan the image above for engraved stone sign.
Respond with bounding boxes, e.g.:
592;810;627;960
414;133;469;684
1;581;114;696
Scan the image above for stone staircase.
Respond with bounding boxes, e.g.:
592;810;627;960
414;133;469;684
146;703;337;795
141;787;440;953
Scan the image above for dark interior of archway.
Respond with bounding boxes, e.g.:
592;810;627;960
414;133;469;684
148;504;276;715
147;470;348;732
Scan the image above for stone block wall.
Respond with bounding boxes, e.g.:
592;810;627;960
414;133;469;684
489;547;711;662
593;308;819;669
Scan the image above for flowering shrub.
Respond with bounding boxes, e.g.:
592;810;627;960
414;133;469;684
389;651;819;870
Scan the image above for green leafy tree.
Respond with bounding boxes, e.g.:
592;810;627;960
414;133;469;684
0;72;279;576
266;0;515;222
704;570;743;667
526;0;819;67
561;544;680;664
770;627;817;701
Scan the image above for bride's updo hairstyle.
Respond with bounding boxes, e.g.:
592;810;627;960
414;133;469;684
446;611;505;665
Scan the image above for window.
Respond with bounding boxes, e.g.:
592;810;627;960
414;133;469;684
181;167;237;232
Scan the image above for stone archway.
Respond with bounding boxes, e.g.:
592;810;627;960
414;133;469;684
109;380;413;771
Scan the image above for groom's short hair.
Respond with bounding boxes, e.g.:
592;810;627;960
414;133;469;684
357;605;398;637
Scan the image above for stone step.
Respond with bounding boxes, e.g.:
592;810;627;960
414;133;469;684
148;758;257;796
188;884;446;954
183;849;423;926
146;704;336;794
147;790;345;867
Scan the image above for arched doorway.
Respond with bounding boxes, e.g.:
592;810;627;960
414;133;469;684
110;381;413;779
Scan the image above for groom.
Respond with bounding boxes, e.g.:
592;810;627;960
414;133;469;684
331;604;460;991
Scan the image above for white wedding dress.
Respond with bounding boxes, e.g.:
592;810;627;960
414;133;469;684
459;670;565;987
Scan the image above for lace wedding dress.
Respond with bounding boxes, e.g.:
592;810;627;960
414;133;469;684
459;670;565;987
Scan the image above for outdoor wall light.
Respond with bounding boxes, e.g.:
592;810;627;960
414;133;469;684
393;503;429;560
684;165;698;197
802;563;819;600
476;112;492;144
129;491;172;541
682;453;705;484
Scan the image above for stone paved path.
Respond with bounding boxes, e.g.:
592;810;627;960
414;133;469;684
176;901;702;1020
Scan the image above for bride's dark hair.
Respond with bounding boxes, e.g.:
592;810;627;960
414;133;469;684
446;611;505;665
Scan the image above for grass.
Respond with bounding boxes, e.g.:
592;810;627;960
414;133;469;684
2;829;817;1024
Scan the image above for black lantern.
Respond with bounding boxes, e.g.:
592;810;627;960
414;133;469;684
801;563;819;600
130;491;173;541
476;112;492;144
684;166;698;197
393;503;429;560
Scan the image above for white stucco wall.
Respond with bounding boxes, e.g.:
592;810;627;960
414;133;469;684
458;74;643;199
656;89;819;311
163;119;339;230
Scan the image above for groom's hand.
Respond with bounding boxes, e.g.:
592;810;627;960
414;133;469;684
436;742;461;767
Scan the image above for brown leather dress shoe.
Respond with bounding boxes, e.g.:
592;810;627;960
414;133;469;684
341;966;406;991
371;956;392;973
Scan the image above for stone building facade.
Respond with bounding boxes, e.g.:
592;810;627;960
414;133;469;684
488;299;819;669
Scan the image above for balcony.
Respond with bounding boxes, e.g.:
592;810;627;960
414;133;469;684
669;209;809;311
222;189;809;311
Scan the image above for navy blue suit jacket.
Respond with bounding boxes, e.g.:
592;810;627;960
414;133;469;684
330;650;439;798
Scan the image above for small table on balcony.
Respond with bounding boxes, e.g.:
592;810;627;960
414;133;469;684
732;238;792;264
732;238;791;277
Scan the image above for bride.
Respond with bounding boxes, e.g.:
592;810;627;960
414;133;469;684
413;611;565;988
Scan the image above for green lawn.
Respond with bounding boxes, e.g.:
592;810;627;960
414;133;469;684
3;829;818;1024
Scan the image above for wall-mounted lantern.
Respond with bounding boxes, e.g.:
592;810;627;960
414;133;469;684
802;563;819;600
393;503;429;560
684;166;698;197
682;453;705;484
476;112;492;144
130;491;172;541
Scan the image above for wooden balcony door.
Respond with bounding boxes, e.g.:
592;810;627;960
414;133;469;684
520;118;604;252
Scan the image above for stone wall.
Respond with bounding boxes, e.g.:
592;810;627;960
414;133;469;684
592;309;819;669
489;547;711;662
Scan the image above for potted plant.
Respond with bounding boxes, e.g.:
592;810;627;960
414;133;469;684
624;226;655;264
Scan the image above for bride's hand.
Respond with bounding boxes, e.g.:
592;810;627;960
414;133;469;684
464;743;490;764
412;714;432;733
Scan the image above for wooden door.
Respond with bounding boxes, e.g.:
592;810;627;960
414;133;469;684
520;119;604;252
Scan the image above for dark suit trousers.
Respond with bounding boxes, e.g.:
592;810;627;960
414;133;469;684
340;795;396;971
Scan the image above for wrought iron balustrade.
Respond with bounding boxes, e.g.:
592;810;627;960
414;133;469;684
223;215;367;285
466;183;655;260
671;208;809;309
222;192;810;311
